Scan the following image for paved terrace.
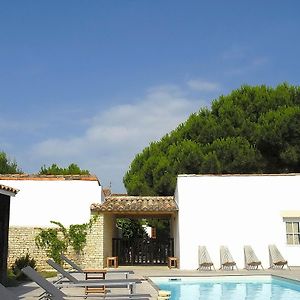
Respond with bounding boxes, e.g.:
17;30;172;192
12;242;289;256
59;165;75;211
7;266;300;299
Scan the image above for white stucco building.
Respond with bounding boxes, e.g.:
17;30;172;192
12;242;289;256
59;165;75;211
0;175;103;226
175;174;300;269
0;174;107;270
2;173;300;271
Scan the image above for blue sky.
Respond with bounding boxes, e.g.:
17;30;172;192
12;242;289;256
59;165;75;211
1;1;300;192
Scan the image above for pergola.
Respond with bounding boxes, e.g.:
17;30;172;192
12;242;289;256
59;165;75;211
90;194;178;266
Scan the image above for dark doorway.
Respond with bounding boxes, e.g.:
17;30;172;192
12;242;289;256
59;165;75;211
113;237;174;265
112;217;174;265
0;194;10;284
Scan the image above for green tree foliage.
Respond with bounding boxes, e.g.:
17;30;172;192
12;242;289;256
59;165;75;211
124;83;300;195
147;218;170;240
35;217;97;264
35;221;69;264
116;218;170;241
116;218;148;240
0;151;22;174
39;163;90;175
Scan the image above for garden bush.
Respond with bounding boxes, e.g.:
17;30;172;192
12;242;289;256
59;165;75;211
11;253;36;280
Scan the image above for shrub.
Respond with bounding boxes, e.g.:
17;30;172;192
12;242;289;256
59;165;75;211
12;254;36;280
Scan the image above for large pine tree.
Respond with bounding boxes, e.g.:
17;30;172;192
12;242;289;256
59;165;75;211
124;83;300;196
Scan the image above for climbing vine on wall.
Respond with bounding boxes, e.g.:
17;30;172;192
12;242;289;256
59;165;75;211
35;216;98;264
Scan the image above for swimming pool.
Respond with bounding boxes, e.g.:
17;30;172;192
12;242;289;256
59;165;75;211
150;276;300;300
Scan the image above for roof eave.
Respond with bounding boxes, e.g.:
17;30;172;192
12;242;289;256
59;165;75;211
0;188;19;197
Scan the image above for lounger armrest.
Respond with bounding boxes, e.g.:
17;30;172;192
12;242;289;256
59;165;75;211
56;279;142;287
108;270;134;274
80;297;150;300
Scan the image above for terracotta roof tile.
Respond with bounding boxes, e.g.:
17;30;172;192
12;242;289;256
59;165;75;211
0;184;19;195
91;195;178;213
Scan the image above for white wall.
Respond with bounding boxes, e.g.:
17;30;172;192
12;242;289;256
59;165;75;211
173;185;180;258
176;174;300;270
0;179;103;227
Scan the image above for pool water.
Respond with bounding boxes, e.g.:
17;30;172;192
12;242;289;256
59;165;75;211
150;276;300;300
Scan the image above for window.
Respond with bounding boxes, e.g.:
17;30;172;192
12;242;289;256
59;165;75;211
286;221;300;245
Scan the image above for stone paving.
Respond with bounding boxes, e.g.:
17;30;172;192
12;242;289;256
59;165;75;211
7;266;300;299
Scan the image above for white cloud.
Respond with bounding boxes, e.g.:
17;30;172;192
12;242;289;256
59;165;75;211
31;84;203;192
187;79;220;92
224;57;269;76
221;44;269;76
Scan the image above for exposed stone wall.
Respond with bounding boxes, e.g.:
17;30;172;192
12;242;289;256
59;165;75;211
8;227;49;270
7;213;108;271
81;212;116;269
80;212;104;269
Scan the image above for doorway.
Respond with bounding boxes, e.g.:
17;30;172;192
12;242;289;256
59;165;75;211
112;217;174;265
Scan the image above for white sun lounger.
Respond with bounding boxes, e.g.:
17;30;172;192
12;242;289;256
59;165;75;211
244;245;264;270
219;246;238;270
268;244;291;270
198;246;215;270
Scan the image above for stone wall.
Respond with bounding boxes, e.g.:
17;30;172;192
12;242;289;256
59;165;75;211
83;212;116;268
7;212;109;271
80;212;104;269
8;227;49;270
